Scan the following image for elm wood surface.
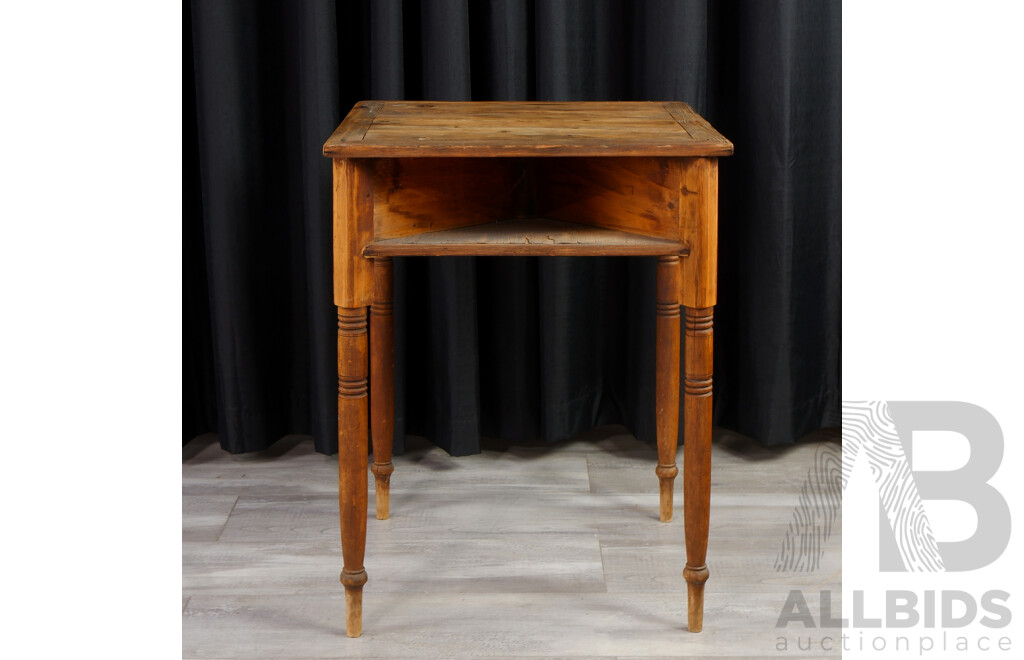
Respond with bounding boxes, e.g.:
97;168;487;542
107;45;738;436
372;158;527;240
679;158;718;308
332;159;374;309
326;100;731;637
370;155;690;249
324;101;734;158
535;157;684;240
363;218;690;257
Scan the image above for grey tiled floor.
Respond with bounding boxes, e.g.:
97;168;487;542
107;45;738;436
183;426;841;659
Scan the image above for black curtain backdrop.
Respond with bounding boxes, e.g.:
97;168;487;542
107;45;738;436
185;0;840;456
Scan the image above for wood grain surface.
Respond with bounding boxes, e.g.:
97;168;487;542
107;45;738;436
324;101;733;158
362;218;690;257
372;158;527;240
536;157;682;240
679;157;718;308
333;159;374;308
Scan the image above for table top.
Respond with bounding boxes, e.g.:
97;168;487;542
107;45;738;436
323;101;733;158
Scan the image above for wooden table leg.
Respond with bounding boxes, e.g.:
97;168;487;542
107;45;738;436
655;256;681;522
683;305;713;632
338;306;369;637
370;257;395;520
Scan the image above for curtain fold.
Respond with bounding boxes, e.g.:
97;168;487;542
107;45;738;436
185;0;841;455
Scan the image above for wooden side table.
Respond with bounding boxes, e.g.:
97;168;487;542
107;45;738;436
323;101;732;637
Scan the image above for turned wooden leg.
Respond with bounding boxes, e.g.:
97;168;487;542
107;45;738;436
338;306;369;637
655;255;681;522
370;257;395;520
683;305;713;632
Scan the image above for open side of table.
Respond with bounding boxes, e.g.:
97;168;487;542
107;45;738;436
323;101;733;637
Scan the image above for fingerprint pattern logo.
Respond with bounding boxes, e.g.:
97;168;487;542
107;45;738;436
774;443;842;572
841;400;944;572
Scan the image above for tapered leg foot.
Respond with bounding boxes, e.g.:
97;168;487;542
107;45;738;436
656;464;679;522
371;461;393;520
683;564;710;632
340;569;368;637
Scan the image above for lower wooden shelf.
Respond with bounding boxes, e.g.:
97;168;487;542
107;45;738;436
362;218;690;257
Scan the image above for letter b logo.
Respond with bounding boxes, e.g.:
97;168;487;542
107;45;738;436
843;401;1011;572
